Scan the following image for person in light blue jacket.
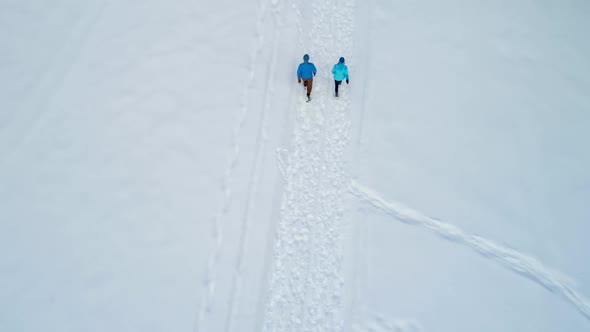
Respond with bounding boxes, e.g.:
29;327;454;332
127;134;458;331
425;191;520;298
331;57;349;97
297;54;317;101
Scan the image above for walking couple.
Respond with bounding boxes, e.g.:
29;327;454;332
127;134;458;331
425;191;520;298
297;54;349;102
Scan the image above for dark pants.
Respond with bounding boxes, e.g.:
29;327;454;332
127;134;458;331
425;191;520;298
335;80;342;95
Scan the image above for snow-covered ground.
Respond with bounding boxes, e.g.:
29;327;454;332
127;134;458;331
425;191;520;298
1;1;589;331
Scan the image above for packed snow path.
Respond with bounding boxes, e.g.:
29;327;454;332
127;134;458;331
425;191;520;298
262;0;355;331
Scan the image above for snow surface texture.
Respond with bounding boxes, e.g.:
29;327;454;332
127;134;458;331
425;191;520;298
1;0;590;331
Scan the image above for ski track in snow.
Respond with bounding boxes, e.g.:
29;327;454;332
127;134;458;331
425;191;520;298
223;0;284;331
350;180;590;322
262;0;355;331
195;0;277;330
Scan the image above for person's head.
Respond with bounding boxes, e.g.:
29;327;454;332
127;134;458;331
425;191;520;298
303;54;310;62
339;57;345;63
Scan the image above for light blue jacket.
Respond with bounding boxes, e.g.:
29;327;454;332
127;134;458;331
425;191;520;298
297;61;317;79
332;63;349;81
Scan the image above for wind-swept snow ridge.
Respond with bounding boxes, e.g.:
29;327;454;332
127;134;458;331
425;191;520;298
350;181;590;322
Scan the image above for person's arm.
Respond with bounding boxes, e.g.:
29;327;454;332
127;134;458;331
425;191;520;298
312;64;317;76
297;64;302;82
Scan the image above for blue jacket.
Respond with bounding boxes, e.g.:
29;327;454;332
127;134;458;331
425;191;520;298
297;61;317;79
332;63;349;81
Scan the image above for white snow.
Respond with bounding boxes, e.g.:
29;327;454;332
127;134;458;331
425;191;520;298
1;0;589;331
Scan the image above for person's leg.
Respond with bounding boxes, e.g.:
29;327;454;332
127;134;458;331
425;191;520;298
306;79;313;96
335;80;341;96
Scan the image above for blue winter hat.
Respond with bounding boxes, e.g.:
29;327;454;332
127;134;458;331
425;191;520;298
339;57;345;63
303;54;310;62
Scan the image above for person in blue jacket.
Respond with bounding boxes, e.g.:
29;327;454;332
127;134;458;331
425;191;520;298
297;54;317;101
331;57;349;97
